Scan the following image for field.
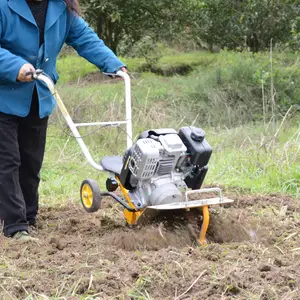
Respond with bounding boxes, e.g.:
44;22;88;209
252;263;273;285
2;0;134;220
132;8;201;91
1;193;300;299
0;50;300;299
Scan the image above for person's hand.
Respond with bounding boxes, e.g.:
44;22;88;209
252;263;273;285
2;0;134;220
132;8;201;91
17;63;36;82
108;66;128;80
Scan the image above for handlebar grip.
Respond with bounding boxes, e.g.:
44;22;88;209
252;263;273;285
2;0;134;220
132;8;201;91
25;71;34;78
103;72;117;78
25;69;44;79
104;70;128;79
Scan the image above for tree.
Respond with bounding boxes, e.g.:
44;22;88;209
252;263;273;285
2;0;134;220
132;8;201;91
79;0;299;54
79;0;189;54
190;0;299;52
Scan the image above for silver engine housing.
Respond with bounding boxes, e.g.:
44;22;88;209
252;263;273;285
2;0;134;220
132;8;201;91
127;133;188;209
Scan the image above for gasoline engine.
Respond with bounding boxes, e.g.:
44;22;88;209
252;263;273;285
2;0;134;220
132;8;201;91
119;126;212;209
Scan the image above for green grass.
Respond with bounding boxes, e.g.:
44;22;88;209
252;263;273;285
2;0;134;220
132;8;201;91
56;51;216;83
40;50;300;206
57;49;300;113
56;55;98;84
206;123;300;196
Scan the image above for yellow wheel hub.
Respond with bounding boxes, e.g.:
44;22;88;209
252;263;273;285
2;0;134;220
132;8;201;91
81;183;93;209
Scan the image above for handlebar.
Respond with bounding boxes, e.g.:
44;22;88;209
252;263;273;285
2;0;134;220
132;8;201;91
25;69;133;170
26;69;128;81
25;69;44;79
25;69;130;98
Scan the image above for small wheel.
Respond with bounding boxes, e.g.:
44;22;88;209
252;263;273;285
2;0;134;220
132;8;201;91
80;179;101;213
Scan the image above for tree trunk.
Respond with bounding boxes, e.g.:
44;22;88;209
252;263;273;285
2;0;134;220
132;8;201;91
96;14;119;54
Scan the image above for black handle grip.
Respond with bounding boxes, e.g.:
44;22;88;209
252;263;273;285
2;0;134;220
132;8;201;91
25;71;34;78
25;69;44;79
103;72;117;78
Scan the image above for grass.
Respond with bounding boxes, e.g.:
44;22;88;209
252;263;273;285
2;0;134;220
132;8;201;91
206;122;300;196
56;51;215;83
58;49;300;115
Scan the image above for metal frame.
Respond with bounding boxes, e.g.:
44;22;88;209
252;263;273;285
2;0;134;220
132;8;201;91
33;70;132;172
148;187;233;210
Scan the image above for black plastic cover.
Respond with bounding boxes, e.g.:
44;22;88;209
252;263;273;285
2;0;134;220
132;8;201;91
119;148;135;190
191;127;205;142
184;166;208;190
178;126;212;167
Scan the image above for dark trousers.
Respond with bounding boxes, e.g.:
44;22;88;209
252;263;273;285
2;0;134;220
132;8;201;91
0;87;48;236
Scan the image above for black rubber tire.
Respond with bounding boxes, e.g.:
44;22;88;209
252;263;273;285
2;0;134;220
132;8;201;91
80;179;101;213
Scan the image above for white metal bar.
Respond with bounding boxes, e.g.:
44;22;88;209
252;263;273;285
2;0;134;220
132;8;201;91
117;70;132;149
185;187;223;204
35;73;104;171
74;121;127;127
35;70;132;170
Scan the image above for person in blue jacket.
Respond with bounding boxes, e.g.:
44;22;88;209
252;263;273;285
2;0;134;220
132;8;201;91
0;0;127;241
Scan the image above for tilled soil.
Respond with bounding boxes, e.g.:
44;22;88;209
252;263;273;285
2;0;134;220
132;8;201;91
1;193;300;299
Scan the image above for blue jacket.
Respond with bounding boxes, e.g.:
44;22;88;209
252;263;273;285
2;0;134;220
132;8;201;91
0;0;125;118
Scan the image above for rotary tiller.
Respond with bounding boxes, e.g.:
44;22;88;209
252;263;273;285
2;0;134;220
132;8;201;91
31;70;233;245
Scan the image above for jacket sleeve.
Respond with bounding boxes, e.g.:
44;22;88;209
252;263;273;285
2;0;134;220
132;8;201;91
65;16;125;73
0;13;28;82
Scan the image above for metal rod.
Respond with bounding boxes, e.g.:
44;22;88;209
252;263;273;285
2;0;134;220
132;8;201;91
35;74;104;171
185;187;223;204
117;70;132;149
74;121;127;127
34;70;133;171
101;192;137;212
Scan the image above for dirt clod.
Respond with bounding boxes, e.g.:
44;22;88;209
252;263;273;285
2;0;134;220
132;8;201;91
131;272;139;279
50;237;66;250
226;285;241;295
274;258;283;267
259;265;272;272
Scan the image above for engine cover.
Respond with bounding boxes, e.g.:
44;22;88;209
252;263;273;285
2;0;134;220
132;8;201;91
129;134;186;180
120;127;211;209
129;138;161;180
128;174;185;209
149;183;183;206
